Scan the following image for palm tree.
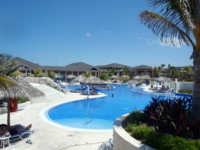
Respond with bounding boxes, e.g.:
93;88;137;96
181;65;193;77
107;68;118;77
45;70;56;79
30;67;43;77
153;66;163;77
0;75;15;91
122;67;131;76
139;0;200;119
0;53;22;77
83;71;92;77
170;66;180;77
0;54;16;89
161;64;165;69
99;71;109;81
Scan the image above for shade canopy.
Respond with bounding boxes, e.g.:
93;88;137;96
81;76;106;86
0;77;45;127
55;73;64;78
121;75;130;79
0;78;44;99
141;75;151;80
72;75;87;82
133;75;141;80
111;75;119;79
66;75;76;79
156;76;172;82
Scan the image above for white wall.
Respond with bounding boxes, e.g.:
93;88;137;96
113;114;155;150
151;81;193;91
177;82;194;91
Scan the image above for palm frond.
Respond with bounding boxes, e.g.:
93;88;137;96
148;0;196;30
6;65;22;76
139;10;195;47
8;71;22;77
0;74;15;91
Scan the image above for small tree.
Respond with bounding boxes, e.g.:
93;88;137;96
83;71;92;77
99;71;109;81
180;66;193;77
122;67;131;76
107;68;118;77
31;67;43;77
45;70;56;79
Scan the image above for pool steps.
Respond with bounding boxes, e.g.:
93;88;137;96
30;83;68;103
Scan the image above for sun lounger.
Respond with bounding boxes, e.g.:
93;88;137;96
109;138;113;149
9;129;32;141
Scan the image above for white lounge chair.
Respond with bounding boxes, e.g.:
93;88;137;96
9;125;32;142
10;129;32;142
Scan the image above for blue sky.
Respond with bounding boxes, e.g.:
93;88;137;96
0;0;193;67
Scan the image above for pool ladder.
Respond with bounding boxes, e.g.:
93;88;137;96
83;113;93;125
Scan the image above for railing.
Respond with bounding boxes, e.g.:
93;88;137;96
83;113;93;125
83;100;93;125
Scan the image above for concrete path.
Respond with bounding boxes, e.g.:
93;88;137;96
0;92;113;150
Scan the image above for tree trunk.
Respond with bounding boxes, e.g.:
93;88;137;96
192;0;200;119
192;55;200;120
7;98;10;127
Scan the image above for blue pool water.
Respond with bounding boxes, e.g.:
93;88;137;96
45;84;183;130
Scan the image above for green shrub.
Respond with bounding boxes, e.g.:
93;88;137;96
122;111;147;127
124;120;200;150
130;124;154;140
178;90;192;94
123;98;200;149
16;97;29;103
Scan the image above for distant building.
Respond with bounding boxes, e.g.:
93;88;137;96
12;57;153;78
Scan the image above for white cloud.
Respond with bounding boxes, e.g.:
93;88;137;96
107;31;111;34
86;33;92;37
138;37;183;48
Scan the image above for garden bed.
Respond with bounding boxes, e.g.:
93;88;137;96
113;114;155;150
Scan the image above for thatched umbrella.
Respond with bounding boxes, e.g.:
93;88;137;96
156;76;171;82
0;78;44;127
81;76;106;86
133;75;141;83
55;73;64;78
72;75;87;82
121;75;130;79
155;76;172;88
142;75;151;79
111;75;119;79
66;75;76;79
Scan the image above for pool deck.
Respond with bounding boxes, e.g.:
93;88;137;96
0;92;113;150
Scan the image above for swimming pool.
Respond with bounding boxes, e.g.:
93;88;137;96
43;84;183;131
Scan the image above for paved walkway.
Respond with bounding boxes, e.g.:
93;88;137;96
0;92;113;150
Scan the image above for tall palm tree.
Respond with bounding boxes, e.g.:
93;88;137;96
139;0;200;119
161;64;165;69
